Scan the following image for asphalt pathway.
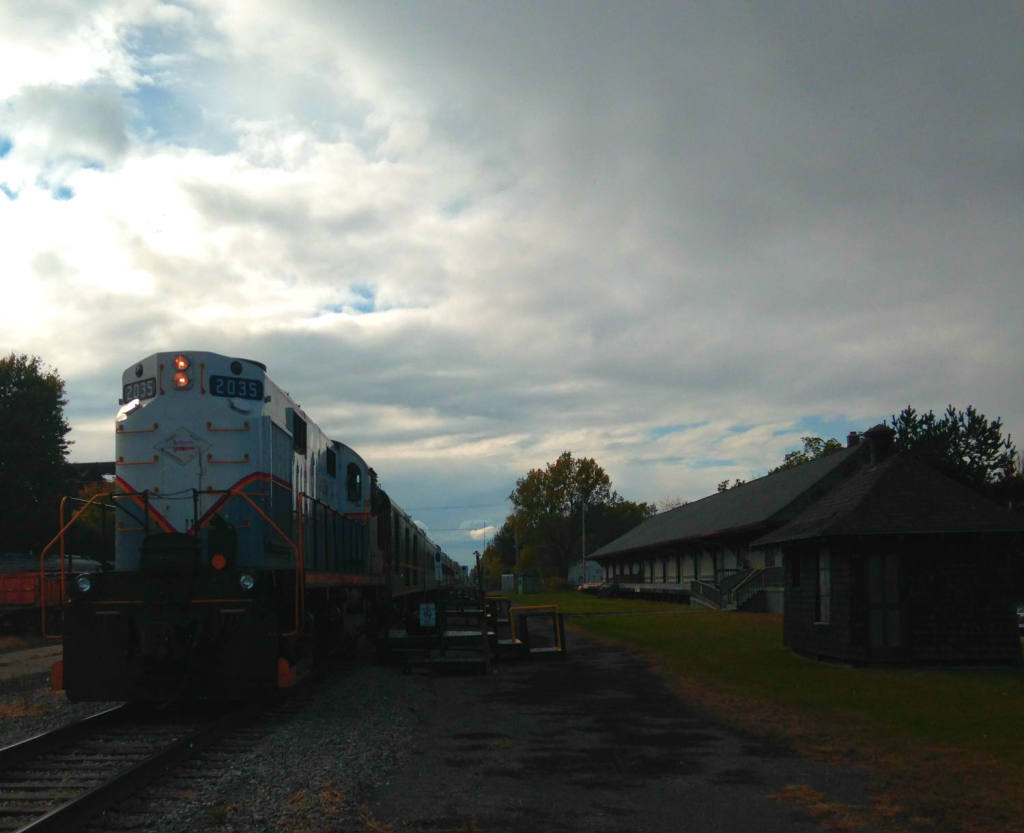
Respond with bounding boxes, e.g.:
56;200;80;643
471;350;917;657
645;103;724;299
368;631;876;832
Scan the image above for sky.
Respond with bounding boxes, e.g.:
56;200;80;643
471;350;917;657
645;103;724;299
2;1;1021;567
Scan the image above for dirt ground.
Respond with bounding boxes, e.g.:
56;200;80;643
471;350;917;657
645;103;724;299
367;630;877;833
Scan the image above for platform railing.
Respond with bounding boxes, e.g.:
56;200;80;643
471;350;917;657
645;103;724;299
689;580;723;608
732;565;785;610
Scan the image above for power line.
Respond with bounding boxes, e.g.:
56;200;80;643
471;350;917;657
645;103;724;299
424;527;498;533
403;501;510;511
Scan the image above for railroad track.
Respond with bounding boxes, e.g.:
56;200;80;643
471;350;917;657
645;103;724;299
0;702;253;832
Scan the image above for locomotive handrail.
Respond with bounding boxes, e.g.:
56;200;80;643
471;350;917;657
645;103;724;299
44;483;307;640
117;454;159;465
206;453;251;464
116;422;159;434
39;491;117;639
206;420;250;432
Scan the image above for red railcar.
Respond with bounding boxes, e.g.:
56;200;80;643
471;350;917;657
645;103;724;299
0;556;104;633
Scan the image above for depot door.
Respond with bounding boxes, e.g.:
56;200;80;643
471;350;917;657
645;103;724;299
867;552;902;658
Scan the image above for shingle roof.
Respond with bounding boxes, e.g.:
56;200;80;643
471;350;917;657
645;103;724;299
752;453;1024;546
589;445;863;560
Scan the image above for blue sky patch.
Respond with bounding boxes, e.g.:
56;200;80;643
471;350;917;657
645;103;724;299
349;285;376;314
129;84;208;147
773;415;868;447
0;135;11;158
0;183;16;201
53;186;75;201
691;458;735;469
319;285;378;317
649;421;707;440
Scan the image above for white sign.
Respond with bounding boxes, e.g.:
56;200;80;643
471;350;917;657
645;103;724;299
157;427;209;466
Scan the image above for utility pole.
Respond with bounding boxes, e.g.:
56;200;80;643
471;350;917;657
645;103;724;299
581;498;586;584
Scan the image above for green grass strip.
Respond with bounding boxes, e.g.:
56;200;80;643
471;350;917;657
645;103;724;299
499;590;1024;831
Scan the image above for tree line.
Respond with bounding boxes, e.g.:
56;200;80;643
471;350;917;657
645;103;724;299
482;407;1022;586
0;354;74;555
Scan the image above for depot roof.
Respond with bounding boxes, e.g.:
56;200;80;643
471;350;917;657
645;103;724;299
589;444;863;561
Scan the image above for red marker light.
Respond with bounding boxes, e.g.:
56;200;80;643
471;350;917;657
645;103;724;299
173;372;190;389
211;553;227;570
173;354;190;371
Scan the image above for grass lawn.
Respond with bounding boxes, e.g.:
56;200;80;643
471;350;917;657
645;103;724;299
498;590;1024;832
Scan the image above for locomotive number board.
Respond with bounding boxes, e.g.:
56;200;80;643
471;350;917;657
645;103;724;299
123;378;157;402
210;375;265;400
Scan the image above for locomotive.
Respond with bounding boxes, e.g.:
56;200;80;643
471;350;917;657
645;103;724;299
53;351;458;701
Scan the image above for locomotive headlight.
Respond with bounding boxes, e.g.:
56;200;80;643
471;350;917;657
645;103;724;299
172;355;192;389
239;573;256;591
75;574;93;593
116;398;141;422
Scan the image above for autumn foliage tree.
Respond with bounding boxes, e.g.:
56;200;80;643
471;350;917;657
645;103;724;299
498;452;652;579
0;354;72;553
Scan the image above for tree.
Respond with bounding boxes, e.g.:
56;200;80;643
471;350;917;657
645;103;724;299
768;436;844;474
506;451;652;577
65;481;117;562
888;405;1017;490
478;519;521;581
0;354;72;553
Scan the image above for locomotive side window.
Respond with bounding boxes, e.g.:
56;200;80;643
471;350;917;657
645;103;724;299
346;463;361;502
393;515;400;574
326;448;337;477
404;527;411;585
292;413;307;455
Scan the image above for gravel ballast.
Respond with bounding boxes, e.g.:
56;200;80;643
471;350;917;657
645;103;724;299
0;637;877;833
0;646;425;832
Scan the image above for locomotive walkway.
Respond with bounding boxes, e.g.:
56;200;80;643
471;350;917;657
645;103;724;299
367;631;876;832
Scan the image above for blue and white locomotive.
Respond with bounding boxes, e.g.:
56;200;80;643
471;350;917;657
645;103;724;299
57;350;457;700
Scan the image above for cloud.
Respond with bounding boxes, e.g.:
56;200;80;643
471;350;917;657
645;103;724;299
464;525;498;543
1;0;1021;567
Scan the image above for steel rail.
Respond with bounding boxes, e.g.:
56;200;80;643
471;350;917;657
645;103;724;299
0;703;254;833
0;705;127;770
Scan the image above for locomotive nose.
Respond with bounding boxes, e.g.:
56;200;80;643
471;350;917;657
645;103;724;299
140;619;193;664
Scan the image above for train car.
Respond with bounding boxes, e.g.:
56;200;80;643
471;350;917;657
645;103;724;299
1;554;106;634
55;350;447;701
